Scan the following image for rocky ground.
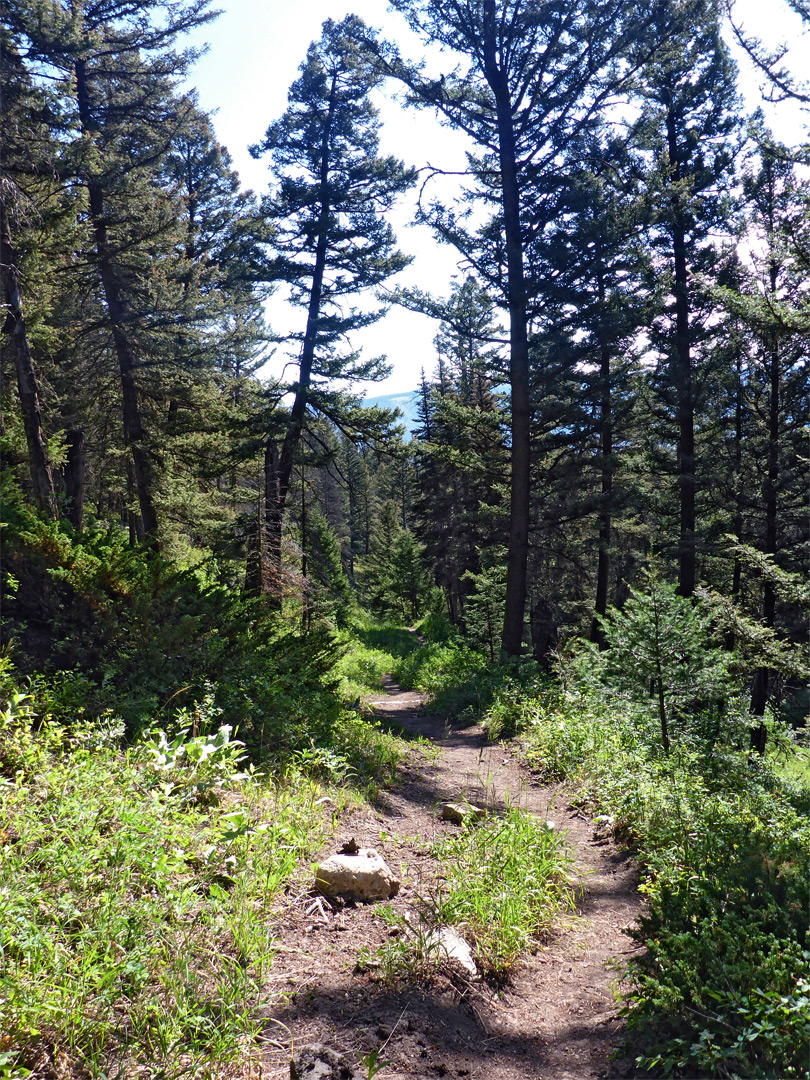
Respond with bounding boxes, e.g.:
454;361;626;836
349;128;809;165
258;680;644;1080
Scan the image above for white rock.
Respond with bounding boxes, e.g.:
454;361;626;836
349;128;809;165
440;801;484;824
425;926;478;977
314;848;399;901
290;1044;360;1080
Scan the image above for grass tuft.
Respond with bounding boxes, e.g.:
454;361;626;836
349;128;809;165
364;807;575;981
428;808;576;975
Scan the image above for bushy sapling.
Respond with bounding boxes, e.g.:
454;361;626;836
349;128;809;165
594;563;733;753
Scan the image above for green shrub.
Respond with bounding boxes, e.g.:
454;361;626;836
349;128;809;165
336;641;397;695
500;664;810;1077
0;676;351;1079
213;629;347;760
393;641;489;715
417;609;457;644
1;514;357;751
352;621;421;658
482;664;554;739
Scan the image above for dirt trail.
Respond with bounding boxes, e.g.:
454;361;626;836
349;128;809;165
259;681;643;1080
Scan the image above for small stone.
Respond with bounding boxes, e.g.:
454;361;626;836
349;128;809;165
545;820;556;831
440;802;484;825
290;1043;360;1080
424;926;478;977
315;848;399;901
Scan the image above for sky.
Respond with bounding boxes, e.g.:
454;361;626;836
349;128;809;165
183;0;810;397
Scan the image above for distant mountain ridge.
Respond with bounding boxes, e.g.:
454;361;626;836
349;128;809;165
362;390;420;439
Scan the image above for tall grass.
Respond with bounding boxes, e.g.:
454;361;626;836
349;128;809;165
364;806;575;982
430;808;575;975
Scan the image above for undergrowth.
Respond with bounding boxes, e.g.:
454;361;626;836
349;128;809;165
393;641;493;716
0;661;403;1079
336;634;399;698
485;655;810;1078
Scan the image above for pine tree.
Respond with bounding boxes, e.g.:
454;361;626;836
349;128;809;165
303;502;354;628
410;279;508;626
364;0;657;654
9;0;219;544
250;15;415;600
633;0;742;596
162;101;270;383
600;562;731;753
715;130;810;745
0;21;59;517
522;131;650;648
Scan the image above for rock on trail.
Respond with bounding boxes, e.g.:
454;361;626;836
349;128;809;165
315;847;400;902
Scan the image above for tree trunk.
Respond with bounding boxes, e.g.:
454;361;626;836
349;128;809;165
656;677;671;754
1;198;57;517
300;456;311;633
126;456;145;545
446;581;459;626
530;595;557;671
591;258;613;648
666;99;696;598
243;513;262;596
264;74;338;600
750;331;780;752
75;56;159;544
261;439;282;603
64;429;86;532
726;344;744;650
483;0;531;657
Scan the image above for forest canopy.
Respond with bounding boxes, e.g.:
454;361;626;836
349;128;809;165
4;0;806;720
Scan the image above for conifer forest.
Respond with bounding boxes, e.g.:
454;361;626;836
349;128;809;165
1;2;809;1079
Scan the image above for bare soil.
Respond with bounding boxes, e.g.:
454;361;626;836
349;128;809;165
258;680;644;1080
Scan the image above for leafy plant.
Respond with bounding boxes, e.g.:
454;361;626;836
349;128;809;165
143;694;247;805
290;743;357;785
360;1046;394;1079
0;667;354;1079
336;640;398;696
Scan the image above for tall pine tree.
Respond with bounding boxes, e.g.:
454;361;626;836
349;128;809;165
250;15;415;600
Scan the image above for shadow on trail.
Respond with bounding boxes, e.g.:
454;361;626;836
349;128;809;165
264;977;581;1080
